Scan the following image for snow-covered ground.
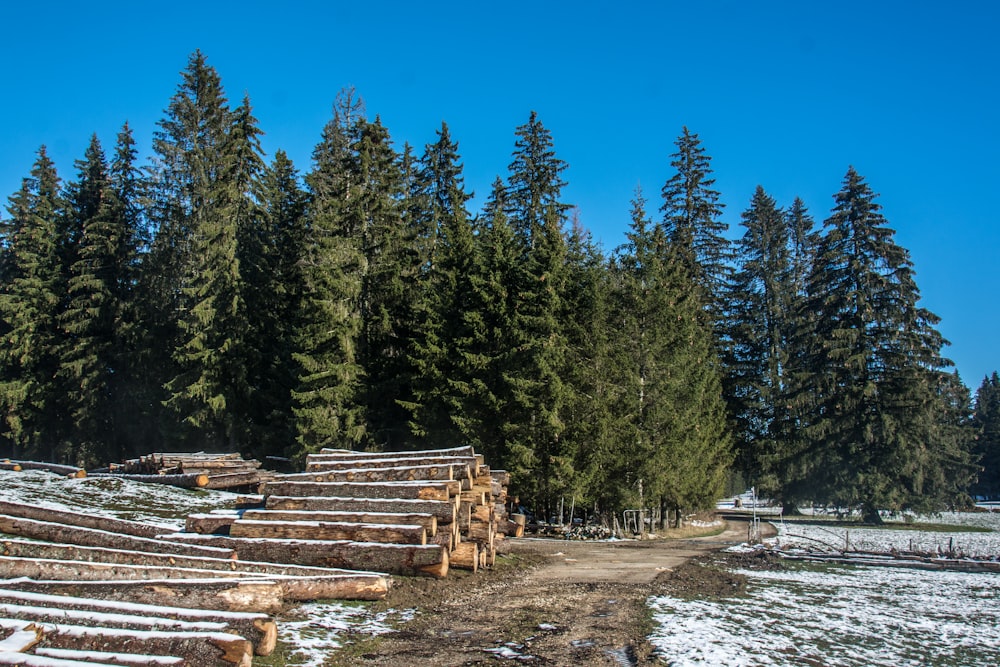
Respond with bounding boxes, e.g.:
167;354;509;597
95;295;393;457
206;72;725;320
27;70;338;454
277;603;414;667
649;512;1000;666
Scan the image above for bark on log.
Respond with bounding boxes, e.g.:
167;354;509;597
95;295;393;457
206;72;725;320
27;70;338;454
304;455;477;470
265;496;457;524
88;473;209;488
0;580;284;614
159;534;448;577
0;501;178;539
241;509;437;537
0;618;253;667
0;462;22;472
0;516;234;560
9;461;86;478
316;445;476;459
0;538;391;597
263;480;458;502
202;472;267;491
277;463;458;484
229;519;427;545
0;589;276;656
178;459;261;471
33;647;186;666
184;514;239;535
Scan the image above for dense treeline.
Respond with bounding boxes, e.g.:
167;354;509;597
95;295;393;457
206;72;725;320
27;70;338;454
0;52;992;521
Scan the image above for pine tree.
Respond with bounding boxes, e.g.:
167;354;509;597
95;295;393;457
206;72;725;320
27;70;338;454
0;148;67;460
782;168;967;521
972;372;1000;498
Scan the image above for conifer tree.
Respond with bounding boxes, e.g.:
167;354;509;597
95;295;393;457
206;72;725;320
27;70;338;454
726;186;794;480
502;112;573;511
972;372;1000;498
659;127;731;330
403;123;478;448
293;89;367;454
782;168;969;520
0;148;66;460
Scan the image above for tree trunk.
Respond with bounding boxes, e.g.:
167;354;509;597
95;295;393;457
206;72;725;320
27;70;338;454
316;445;476;459
241;509;437;537
264;495;457;524
88;472;210;488
159;534;448;577
0;500;178;539
228;520;426;545
262;480;458;502
0;516;233;559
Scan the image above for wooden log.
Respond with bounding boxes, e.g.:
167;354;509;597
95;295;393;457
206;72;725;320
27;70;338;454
316;445;476;459
88;472;209;488
241;509;437;537
185;513;239;535
263;480;458;502
449;541;479;572
33;648;185;666
202;472;266;491
278;463;457;484
9;461;86;478
0;500;178;539
490;469;511;486
0;462;23;472
305;455;477;471
0;589;277;656
159;534;449;578
0;539;391;600
179;459;261;471
0;580;284;614
0;617;253;667
229;519;427;545
265;495;457;524
0;516;234;560
0;556;392;601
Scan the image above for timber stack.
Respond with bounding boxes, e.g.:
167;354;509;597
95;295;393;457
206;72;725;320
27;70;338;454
178;444;524;576
96;452;276;491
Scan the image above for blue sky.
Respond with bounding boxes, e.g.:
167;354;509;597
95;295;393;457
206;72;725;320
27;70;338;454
2;1;997;388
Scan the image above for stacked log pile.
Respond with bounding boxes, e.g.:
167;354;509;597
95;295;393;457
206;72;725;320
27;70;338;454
176;445;524;577
96;452;275;491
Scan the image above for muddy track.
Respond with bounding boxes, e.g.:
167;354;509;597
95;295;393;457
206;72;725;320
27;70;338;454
345;519;766;666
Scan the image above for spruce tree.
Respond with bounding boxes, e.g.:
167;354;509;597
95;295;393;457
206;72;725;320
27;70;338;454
293;89;367;454
659;127;731;330
783;168;968;521
403;123;478;448
0;148;66;460
502;112;572;512
972;372;1000;498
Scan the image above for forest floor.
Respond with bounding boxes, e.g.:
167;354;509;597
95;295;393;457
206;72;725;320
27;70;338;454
330;517;774;666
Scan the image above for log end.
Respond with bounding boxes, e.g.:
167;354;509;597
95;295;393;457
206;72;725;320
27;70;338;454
417;548;449;579
253;619;279;656
195;473;211;487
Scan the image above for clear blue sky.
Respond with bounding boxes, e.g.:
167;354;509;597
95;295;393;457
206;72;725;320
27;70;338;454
2;1;997;388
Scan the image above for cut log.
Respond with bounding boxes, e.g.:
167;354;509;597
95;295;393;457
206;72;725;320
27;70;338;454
179;459;261;471
450;541;479;572
0;462;22;472
9;461;86;478
185;513;240;535
229;519;427;545
0;589;276;656
241;509;437;537
304;454;477;470
263;480;459;502
0;539;390;599
88;472;209;488
33;648;185;666
277;463;458;484
0;617;253;667
316;445;476;459
159;534;449;577
0;516;234;560
0;500;178;539
0;580;284;614
202;472;267;491
265;495;457;524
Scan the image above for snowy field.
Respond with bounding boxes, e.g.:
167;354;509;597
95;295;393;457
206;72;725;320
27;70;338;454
649;513;1000;666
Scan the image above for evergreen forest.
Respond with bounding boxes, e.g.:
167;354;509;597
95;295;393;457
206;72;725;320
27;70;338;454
1;52;996;523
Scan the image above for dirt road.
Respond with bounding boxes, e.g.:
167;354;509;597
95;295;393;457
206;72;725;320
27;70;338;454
345;518;763;666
